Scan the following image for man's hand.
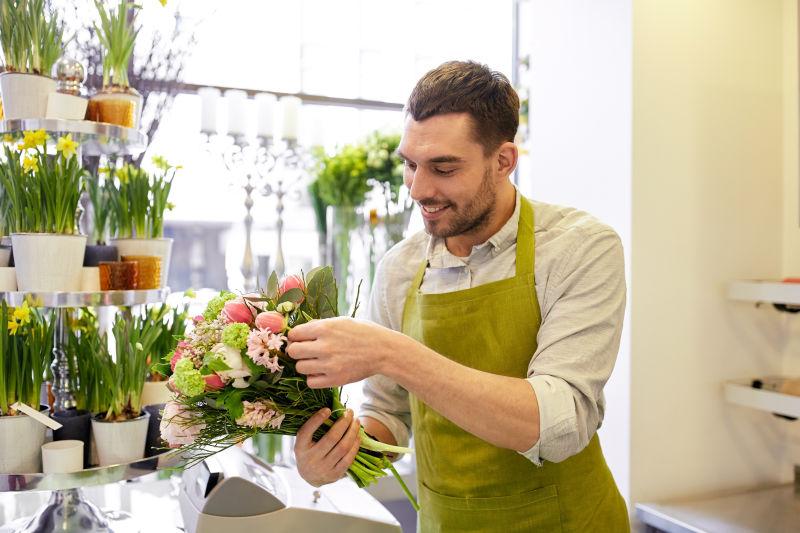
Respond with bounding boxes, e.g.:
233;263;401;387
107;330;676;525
294;407;361;487
287;317;406;388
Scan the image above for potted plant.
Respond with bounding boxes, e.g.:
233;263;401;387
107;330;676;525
109;156;178;287
91;311;161;466
0;0;63;119
83;171;119;267
89;0;142;128
0;131;87;291
0;301;54;473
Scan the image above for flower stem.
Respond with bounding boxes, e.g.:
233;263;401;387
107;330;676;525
384;458;420;512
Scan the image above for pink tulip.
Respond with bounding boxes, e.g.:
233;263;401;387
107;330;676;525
204;373;225;391
255;311;286;333
170;350;184;372
192;315;205;324
279;274;305;303
223;299;254;324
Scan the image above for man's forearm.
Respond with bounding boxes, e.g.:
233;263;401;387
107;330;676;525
379;332;540;452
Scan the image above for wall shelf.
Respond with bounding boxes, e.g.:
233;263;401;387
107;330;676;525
727;280;800;306
723;380;800;418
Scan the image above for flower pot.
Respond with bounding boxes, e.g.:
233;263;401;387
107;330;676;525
83;244;119;267
80;267;100;291
52;409;92;469
0;72;56;119
98;260;138;290
0;406;50;473
121;255;161;290
141;381;174;407
88;86;142;129
143;403;165;457
91;411;149;466
46;92;88;120
11;233;87;291
111;238;172;287
0;267;17;291
0;245;10;267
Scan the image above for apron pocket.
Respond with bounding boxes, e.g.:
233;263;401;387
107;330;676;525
419;482;563;533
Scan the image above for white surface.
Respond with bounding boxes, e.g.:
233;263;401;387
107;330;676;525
523;0;632;502
728;280;800;305
631;0;791;508
724;380;800;419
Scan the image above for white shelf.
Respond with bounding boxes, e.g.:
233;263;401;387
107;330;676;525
727;280;800;305
723;379;800;418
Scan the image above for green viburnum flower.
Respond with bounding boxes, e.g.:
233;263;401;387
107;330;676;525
174;358;205;397
222;322;250;350
203;291;236;322
184;288;196;298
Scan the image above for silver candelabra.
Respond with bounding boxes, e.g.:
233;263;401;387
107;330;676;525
204;134;307;291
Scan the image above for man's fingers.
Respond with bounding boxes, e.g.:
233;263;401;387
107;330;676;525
296;408;331;449
315;410;353;454
286;339;324;360
287;320;323;342
334;432;362;476
326;417;360;468
295;359;326;376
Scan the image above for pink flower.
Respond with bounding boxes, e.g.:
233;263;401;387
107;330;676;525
266;332;286;352
246;329;283;373
160;401;205;448
236;400;284;430
170;350;184;372
204;373;225;391
255;311;286;333
192;315;205;324
223;299;254;324
279;274;305;303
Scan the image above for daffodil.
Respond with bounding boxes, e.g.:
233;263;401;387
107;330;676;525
13;302;31;326
152;155;170;171
21;129;47;150
116;164;130;183
159;0;167;5
2;133;13;143
166;202;175;210
7;320;19;335
22;155;38;173
56;134;79;159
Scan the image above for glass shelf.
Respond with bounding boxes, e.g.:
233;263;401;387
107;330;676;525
0;288;170;308
0;118;148;156
0;450;180;493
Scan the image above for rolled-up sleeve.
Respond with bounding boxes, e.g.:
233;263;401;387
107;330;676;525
519;229;626;465
360;256;413;447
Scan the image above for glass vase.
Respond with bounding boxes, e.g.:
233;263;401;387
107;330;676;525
326;206;368;315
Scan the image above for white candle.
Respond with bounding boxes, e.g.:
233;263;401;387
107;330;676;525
226;89;248;137
280;95;301;141
255;92;277;138
198;87;220;134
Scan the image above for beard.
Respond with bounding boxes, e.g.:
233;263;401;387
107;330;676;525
420;167;497;239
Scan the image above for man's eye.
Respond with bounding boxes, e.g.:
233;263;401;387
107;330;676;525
434;168;455;176
404;161;417;170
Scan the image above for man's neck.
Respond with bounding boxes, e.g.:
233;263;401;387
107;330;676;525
445;184;517;257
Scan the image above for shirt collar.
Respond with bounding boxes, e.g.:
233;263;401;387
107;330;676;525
426;189;521;268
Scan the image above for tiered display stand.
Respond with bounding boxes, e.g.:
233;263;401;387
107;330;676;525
0;120;180;532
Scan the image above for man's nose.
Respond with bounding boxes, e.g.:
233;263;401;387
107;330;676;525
407;169;435;202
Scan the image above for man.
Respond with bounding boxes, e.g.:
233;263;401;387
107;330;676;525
286;60;629;532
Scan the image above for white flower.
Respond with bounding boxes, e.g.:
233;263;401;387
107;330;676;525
212;342;251;388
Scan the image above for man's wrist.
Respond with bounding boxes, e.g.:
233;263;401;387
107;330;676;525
377;329;412;379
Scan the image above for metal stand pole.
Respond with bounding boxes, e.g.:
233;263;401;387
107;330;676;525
20;488;110;533
50;308;75;413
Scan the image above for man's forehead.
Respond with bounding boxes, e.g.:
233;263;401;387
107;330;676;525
398;113;479;160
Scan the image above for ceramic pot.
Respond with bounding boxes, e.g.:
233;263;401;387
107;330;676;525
0;406;50;473
83;244;119;266
0;267;15;291
0;72;56;119
91;412;149;466
87;86;142;129
11;233;87;291
0;245;10;267
46;92;88;120
51;409;92;468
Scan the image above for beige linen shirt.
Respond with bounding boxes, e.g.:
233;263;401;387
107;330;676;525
360;191;626;465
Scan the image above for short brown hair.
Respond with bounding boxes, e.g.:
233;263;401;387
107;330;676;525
406;61;519;154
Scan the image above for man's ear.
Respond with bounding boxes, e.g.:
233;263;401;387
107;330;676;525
496;142;518;179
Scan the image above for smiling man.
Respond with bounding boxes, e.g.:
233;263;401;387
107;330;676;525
287;61;629;532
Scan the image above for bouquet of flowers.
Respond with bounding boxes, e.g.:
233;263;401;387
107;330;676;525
159;266;417;508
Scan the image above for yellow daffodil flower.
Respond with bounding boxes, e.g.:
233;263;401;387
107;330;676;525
152;155;170;171
2;133;13;143
21;129;47;150
22;155;38;173
13;302;31;325
56;134;79;159
116;165;130;183
7;320;18;335
159;0;167;5
166;202;175;210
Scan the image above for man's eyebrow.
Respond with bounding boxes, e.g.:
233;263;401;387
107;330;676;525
395;150;464;164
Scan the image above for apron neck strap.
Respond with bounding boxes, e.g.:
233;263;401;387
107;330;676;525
515;198;535;276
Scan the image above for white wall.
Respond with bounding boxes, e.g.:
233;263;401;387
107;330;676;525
631;0;790;505
522;0;633;501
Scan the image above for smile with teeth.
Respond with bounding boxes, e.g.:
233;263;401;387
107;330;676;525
422;205;448;213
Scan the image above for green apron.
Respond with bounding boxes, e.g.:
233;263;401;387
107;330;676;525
401;197;629;532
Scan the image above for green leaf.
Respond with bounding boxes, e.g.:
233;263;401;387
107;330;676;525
277;288;305;305
266;271;279;299
243;352;264;382
305;266;338;318
203;354;232;373
223;390;244;420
